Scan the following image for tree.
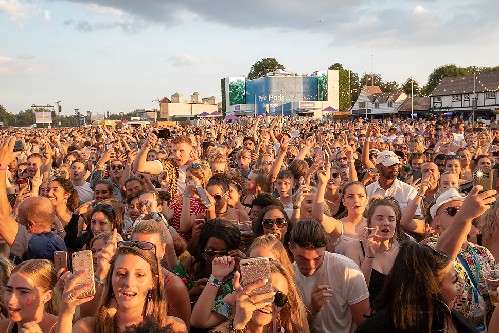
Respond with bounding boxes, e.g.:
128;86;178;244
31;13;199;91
402;78;420;96
360;73;383;87
422;64;470;96
328;63;344;70
380;81;399;93
247;58;285;80
328;63;360;110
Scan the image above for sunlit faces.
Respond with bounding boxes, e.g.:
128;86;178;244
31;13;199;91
238;153;251;166
378;163;400;180
94;183;113;202
245;172;258;193
26;156;43;178
421;163;439;181
261;209;287;243
70;161;86;181
327;168;342;189
368;205;397;240
457;151;471;168
445;158;461;176
439;173;459;191
90;211;113;236
110;161;124;178
127;197;141;222
112;254;154;310
260;155;274;173
250;272;289;324
138;192;159;215
132;233;165;262
186;171;202;187
275;177;293;199
146;151;158;161
5;272;51;323
207;184;227;209
432;200;463;235
126;180;144;198
476;157;492;170
91;238;106;272
226;183;241;208
342;184;367;214
204;237;229;263
439;263;459;306
57;165;70;179
289;245;325;277
171;142;192;167
47;180;70;207
209;162;226;175
299;193;315;219
411;158;424;171
243;140;255;151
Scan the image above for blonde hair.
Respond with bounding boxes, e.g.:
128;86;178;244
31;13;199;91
12;259;59;315
0;256;13;318
478;199;499;249
247;235;294;275
186;161;212;188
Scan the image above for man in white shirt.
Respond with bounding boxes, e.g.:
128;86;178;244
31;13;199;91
366;150;418;211
290;219;370;333
70;159;94;203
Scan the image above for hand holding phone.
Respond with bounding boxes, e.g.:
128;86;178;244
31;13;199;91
196;185;212;208
54;251;68;273
72;250;96;299
240;257;273;297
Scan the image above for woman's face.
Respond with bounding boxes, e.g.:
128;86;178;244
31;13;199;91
445;159;461;176
300;193;315;219
47;181;70;208
342;184;367;214
17;165;27;179
250;272;289;326
91;238;106;272
112;254;154;310
226;183;240;207
210;162;226;175
204;237;230;263
127;198;141;222
94;184;113;202
245;172;257;193
439;262;459;306
261;209;287;243
369;205;397;241
57;167;70;179
186;171;202;187
327;168;342;189
207;184;227;209
91;211;113;236
5;272;50;323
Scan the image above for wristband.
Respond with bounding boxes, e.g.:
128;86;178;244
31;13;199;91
95;275;106;286
208;274;222;287
229;319;247;333
57;229;66;234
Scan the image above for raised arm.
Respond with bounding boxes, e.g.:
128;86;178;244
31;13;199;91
436;186;496;259
268;136;288;184
311;161;342;235
0;137;20;246
133;133;162;175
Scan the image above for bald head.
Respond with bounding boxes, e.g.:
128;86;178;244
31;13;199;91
18;197;55;232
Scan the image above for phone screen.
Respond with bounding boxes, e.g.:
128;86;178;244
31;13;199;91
196;185;211;208
72;250;96;298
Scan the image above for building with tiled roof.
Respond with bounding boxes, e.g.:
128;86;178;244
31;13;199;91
351;86;407;117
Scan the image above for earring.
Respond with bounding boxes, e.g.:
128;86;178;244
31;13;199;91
145;290;153;316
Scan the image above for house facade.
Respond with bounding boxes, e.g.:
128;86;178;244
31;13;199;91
430;71;499;118
351;86;407;117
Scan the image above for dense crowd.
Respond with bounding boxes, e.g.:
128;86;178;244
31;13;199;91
1;115;499;332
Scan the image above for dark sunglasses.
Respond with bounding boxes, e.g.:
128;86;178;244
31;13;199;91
213;192;227;201
111;165;124;170
262;218;288;230
191;163;202;169
331;172;340;178
437;206;459;217
117;240;156;254
274;290;288;308
204;249;229;257
336;157;347;161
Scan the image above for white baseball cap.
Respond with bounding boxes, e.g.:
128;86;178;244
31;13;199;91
376;150;400;167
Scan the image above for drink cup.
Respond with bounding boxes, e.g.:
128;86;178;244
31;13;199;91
484;269;499;306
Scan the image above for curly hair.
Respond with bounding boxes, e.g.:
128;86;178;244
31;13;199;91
49;177;80;211
161;158;179;201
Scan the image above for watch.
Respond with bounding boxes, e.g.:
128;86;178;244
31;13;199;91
208;274;222;287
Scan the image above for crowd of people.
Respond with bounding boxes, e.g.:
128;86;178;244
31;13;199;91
1;115;499;332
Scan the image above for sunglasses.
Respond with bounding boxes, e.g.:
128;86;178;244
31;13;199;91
437;206;459;217
111;165;124;170
117;240;156;254
336;157;347;161
213;192;227;201
204;249;229;257
262;218;288;229
331;172;340;178
191;163;202;169
274;290;288;308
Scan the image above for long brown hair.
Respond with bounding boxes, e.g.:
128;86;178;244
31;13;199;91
365;196;408;244
94;247;167;333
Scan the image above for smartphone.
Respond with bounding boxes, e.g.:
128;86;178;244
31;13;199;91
157;129;171;139
474;169;495;191
196;185;211;208
324;148;330;164
240;257;273;297
17;178;30;190
14;140;24;152
54;251;68;272
72;250;96;298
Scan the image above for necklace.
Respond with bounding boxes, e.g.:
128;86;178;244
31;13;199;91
216;206;228;216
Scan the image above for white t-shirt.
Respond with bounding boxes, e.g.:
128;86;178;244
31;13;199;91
365;178;418;213
293;251;369;333
73;182;94;203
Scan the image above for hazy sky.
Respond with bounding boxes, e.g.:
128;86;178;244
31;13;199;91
1;0;498;115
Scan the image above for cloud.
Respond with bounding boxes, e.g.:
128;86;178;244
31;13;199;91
86;3;125;17
63;18;148;33
167;53;210;67
0;55;47;76
43;9;51;21
0;0;37;20
414;5;428;14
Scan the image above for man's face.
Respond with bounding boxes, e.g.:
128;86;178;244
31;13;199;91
289;244;325;277
27;156;42;178
70;162;86;181
146;151;158;161
477;157;492;169
275;178;293;198
243;140;255;151
110;161;124;178
126;180;143;198
378;163;400;180
171;142;192;167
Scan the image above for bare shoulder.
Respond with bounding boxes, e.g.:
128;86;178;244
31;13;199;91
0;319;10;332
166;316;188;333
164;271;188;289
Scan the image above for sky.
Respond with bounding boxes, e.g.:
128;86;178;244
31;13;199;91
1;0;499;116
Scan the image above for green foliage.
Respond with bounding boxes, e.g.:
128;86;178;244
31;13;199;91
328;63;344;70
229;79;245;105
318;73;328;101
247;58;285;80
380;81;400;93
360;73;383;87
221;78;226;115
422;64;470;96
338;69;351;110
402;78;421;96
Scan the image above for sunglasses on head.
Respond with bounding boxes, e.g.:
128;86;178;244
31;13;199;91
437;206;459;217
117;240;156;254
262;218;287;229
204;249;229;257
191;163;202;169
